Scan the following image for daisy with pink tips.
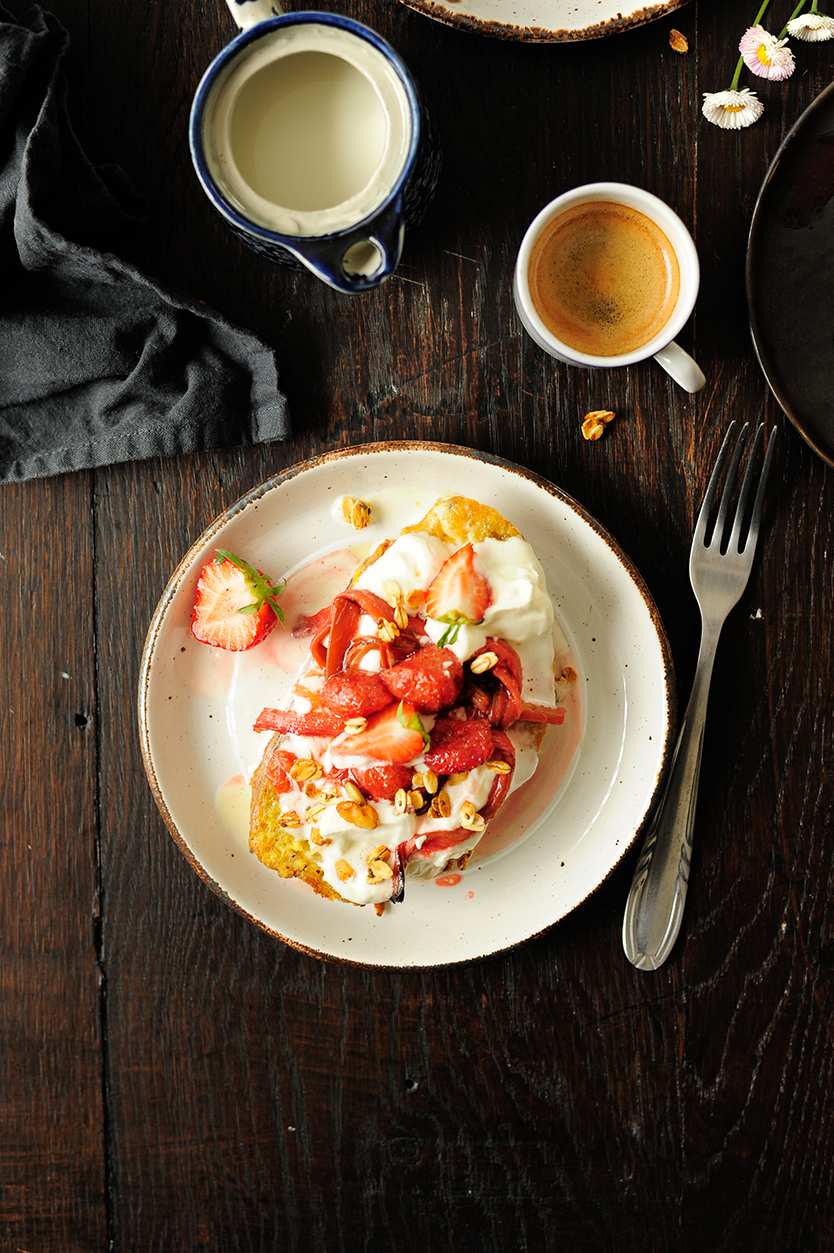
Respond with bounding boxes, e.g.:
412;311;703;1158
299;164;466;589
739;24;796;78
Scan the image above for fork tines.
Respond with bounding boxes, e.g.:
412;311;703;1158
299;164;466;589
696;422;777;555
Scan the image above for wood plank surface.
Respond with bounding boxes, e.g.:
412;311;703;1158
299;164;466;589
3;0;834;1248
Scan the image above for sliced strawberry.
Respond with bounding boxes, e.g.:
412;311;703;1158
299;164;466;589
423;714;494;773
337;701;427;764
381;644;463;713
254;708;345;736
350;763;415;801
191;550;285;651
265;748;297;793
322;672;393;718
424;544;492;644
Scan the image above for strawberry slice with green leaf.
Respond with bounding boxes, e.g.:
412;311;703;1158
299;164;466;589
337;700;428;764
192;550;285;651
424;544;492;647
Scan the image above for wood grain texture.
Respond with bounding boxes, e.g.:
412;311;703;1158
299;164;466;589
3;0;834;1247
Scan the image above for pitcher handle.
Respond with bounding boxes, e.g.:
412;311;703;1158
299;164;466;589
283;202;406;295
225;0;283;31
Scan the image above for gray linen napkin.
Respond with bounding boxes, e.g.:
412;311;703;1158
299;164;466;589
0;5;290;483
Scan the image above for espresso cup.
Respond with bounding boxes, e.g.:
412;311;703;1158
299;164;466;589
189;1;441;294
514;183;705;393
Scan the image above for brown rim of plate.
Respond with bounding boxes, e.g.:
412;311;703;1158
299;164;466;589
398;0;691;43
138;441;676;968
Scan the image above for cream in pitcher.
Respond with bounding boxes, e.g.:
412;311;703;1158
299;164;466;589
190;1;440;293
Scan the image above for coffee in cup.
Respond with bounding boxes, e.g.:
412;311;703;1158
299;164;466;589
514;184;705;393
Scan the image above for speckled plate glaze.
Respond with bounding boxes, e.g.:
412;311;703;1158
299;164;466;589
747;80;834;469
139;443;674;968
398;0;691;42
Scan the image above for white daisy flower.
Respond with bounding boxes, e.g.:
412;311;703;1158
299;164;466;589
787;12;834;40
739;24;796;79
702;87;765;130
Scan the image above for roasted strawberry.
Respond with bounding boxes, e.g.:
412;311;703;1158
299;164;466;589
350;763;415;801
322;671;393;718
191;550;285;651
337;701;427;764
424;544;492;645
254;708;345;736
265;748;297;793
381;644;463;712
423;713;493;773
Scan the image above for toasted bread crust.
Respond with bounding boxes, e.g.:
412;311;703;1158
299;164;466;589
249;733;355;905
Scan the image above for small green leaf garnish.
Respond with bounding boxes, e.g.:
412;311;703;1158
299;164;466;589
397;700;430;750
216;549;286;624
437;621;461;647
435;611;485;648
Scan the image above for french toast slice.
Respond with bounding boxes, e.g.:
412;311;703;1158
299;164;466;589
249;495;559;910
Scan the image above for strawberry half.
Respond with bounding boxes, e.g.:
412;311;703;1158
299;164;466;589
322;671;393;719
424;544;492;646
191;550;285;651
337;701;427;764
381;643;463;712
350;764;415;801
423;713;494;773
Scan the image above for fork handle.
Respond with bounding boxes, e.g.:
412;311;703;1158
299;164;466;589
622;619;722;970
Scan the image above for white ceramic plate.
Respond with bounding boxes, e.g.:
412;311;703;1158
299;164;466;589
139;443;674;967
398;0;691;42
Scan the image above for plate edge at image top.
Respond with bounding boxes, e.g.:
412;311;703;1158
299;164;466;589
138;443;675;967
747;79;834;469
397;0;691;42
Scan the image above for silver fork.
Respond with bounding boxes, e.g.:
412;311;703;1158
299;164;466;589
622;422;777;971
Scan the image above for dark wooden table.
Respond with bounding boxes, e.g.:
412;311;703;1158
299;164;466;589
4;0;834;1248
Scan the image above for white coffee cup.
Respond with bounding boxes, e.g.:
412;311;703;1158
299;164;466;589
514;183;705;393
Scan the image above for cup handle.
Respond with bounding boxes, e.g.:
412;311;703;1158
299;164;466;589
282;203;406;295
224;0;283;31
653;340;706;393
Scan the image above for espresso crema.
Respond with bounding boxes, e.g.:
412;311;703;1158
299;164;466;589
528;201;681;357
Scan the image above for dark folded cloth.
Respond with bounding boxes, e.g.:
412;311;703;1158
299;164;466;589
0;4;290;483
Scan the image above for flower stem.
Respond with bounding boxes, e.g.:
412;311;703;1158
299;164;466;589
729;54;746;90
751;0;774;25
779;0;808;35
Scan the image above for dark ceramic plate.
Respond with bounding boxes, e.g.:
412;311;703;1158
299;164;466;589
748;81;834;469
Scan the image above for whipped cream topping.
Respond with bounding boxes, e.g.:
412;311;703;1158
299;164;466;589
357;533;556;704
